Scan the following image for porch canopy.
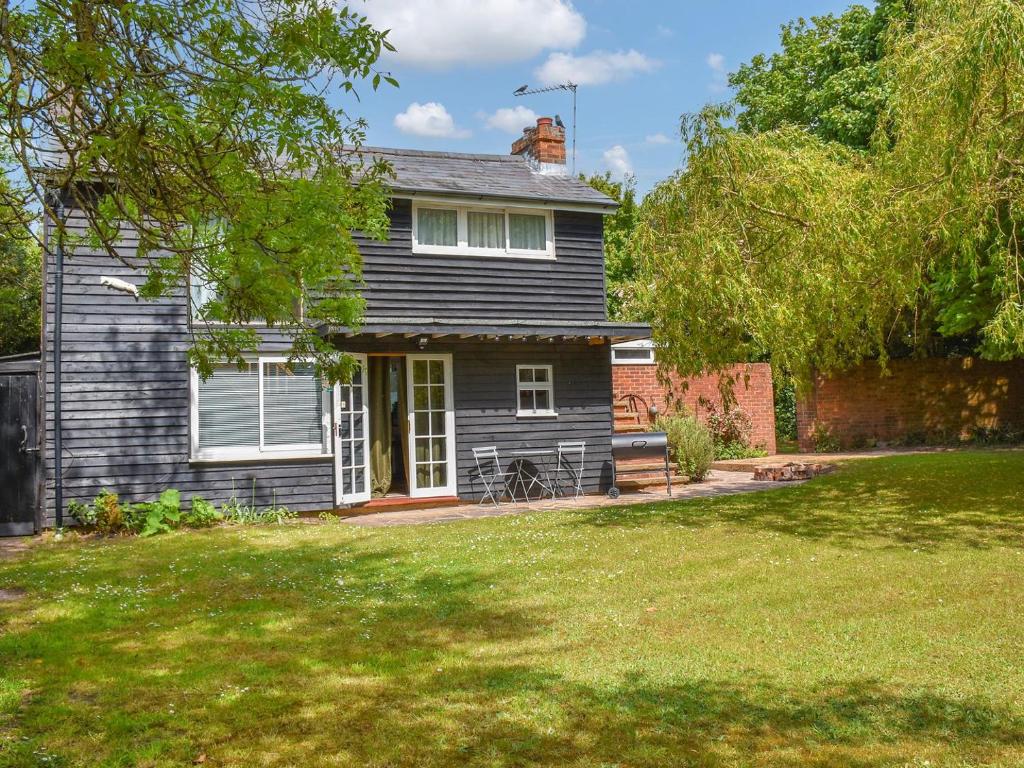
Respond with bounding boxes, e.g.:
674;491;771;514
320;317;652;345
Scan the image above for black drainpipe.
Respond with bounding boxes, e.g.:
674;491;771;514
53;197;64;528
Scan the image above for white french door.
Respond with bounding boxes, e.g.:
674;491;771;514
406;353;457;498
333;353;371;505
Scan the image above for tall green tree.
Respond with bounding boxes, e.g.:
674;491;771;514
0;234;40;356
582;172;639;320
0;0;396;381
636;0;1024;383
730;0;912;149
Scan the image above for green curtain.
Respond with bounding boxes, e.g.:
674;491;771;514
397;359;410;491
369;357;392;497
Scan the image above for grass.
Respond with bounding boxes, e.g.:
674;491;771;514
1;450;1023;767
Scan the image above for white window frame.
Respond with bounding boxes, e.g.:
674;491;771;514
611;340;656;365
515;364;557;418
190;356;332;462
412;201;554;260
188;268;302;326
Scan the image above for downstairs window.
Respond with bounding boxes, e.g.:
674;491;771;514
191;359;331;461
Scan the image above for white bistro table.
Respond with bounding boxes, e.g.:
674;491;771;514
504;448;557;501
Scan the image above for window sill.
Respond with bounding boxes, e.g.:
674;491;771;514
412;245;555;261
516;411;558;419
190;451;332;465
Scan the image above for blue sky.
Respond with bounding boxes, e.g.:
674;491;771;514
349;0;857;194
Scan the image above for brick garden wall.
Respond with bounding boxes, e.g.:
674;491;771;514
612;362;777;454
796;357;1024;451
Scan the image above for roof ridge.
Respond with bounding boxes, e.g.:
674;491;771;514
359;146;524;163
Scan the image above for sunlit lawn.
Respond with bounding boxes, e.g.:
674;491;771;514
2;450;1023;767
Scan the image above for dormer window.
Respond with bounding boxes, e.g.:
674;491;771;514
412;201;554;260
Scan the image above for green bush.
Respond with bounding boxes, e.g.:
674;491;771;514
93;490;126;535
655;412;715;482
774;374;797;443
183;496;222;528
67;499;96;527
135;489;183;537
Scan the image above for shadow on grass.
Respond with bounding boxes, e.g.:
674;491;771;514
572;451;1024;550
2;526;1023;766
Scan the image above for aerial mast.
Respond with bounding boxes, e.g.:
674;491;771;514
513;82;577;174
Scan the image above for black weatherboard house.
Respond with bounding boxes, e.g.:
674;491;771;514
35;117;650;527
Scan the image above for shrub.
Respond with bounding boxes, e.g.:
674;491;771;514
135;489;183;537
774;374;797;443
222;482;296;525
183;496;222;528
93;490;125;535
655;412;715;481
700;398;760;459
67;499;96;527
812;423;840;453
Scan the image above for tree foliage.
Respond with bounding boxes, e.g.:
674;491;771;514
0;161;38;356
730;0;912;149
582;172;639;320
0;0;396;381
0;231;40;356
636;0;1024;383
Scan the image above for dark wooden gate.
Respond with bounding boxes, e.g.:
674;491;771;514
0;370;40;536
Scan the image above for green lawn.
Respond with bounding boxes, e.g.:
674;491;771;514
2;451;1023;767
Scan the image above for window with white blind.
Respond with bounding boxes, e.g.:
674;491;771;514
412;202;553;259
190;358;331;461
516;364;556;417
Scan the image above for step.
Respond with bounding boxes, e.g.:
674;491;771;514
616;474;687;490
613;425;648;433
615;460;672;472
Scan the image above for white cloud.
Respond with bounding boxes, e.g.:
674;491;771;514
656;24;674;38
707;52;728;92
535;49;658;87
603;145;633;180
645;132;672;145
481;106;539;134
364;0;585;68
393;102;470;139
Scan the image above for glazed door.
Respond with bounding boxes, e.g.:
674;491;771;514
406;354;457;498
333;354;371;505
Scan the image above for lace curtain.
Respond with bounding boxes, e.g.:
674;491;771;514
468;211;505;248
509;214;546;250
418;208;457;246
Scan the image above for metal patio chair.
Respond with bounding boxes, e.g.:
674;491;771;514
472;446;510;506
554;440;586;499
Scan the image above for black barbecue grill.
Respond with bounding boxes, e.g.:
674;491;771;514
608;432;672;498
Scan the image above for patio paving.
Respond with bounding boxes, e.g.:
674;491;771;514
340;469;779;527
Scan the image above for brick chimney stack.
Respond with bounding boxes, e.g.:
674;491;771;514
511;117;566;175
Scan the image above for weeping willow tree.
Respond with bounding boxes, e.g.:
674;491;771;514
635;0;1024;383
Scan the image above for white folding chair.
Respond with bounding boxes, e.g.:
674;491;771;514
554;441;586;499
472;446;509;506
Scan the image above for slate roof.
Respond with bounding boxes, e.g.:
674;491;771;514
359;147;617;210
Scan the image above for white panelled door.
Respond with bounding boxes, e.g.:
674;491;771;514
406;353;457;498
333;354;371;505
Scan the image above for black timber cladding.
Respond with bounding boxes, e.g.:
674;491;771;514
357;200;609;321
39;190;621;525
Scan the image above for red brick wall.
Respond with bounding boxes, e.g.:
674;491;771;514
796;357;1024;451
612;363;777;454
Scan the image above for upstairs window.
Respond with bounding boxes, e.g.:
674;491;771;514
417;207;458;247
412;202;553;259
516;364;556;417
191;358;330;461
